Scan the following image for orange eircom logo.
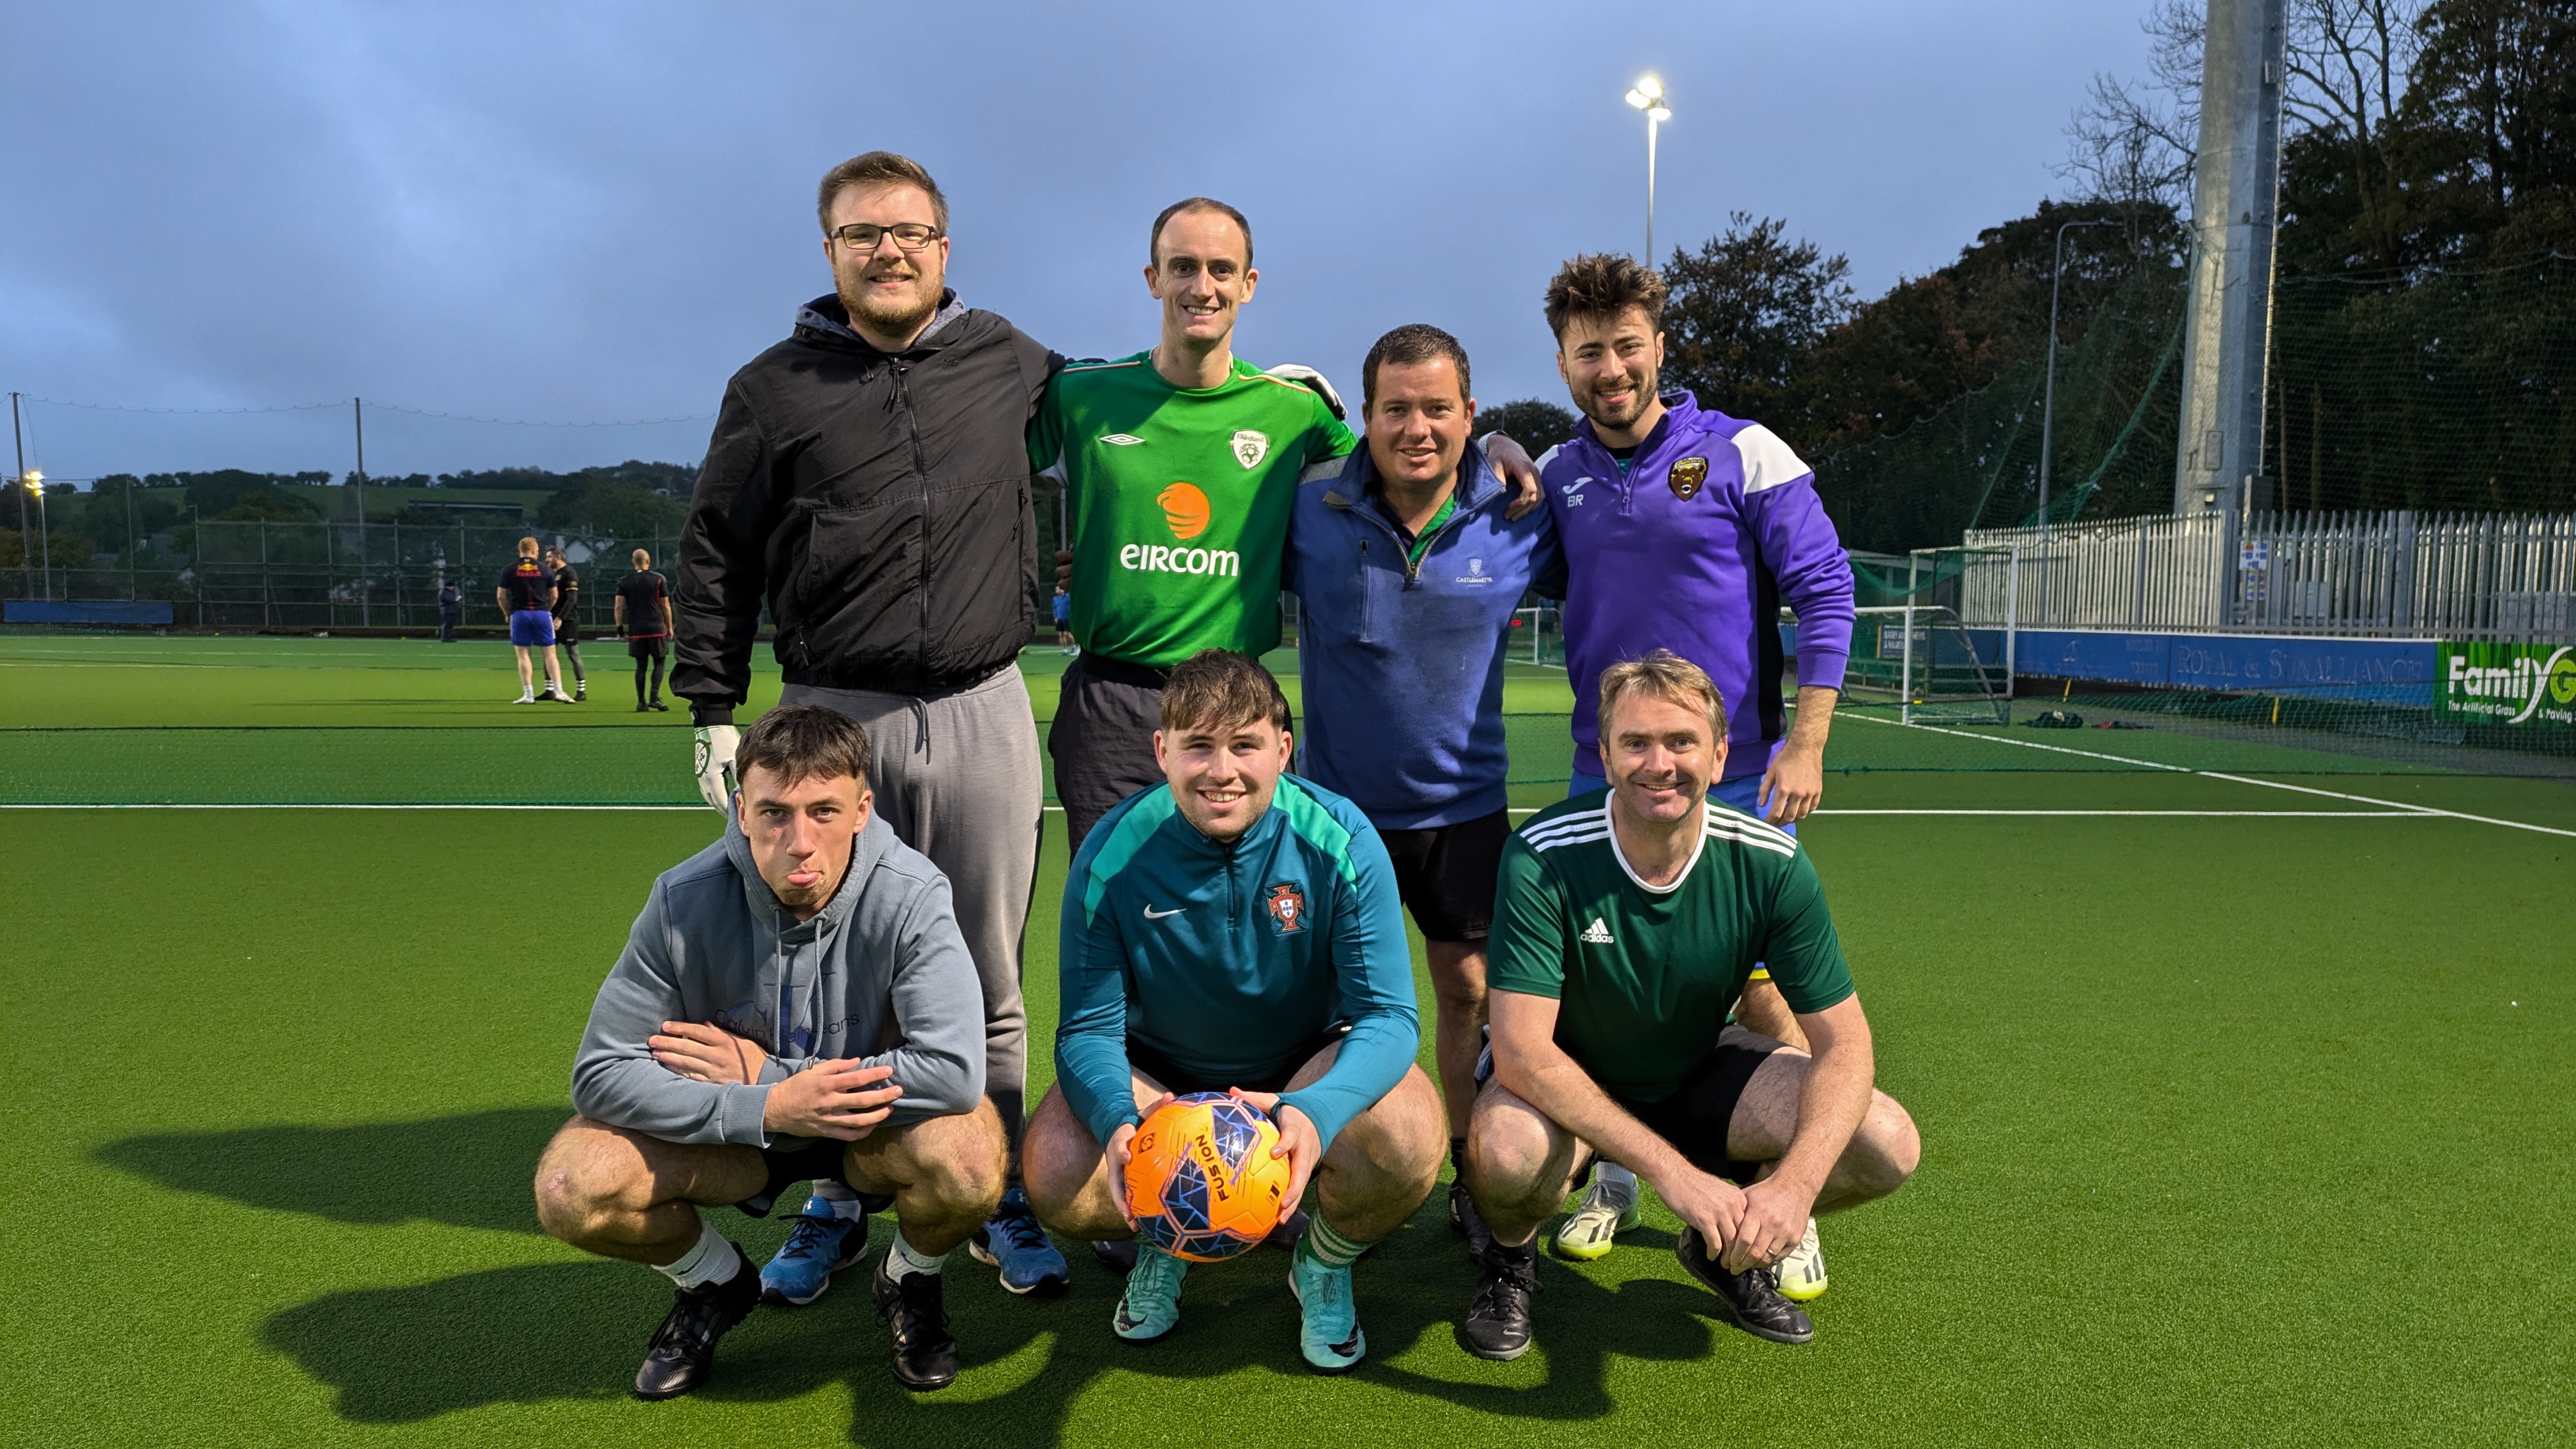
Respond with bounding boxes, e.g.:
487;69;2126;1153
1158;482;1211;540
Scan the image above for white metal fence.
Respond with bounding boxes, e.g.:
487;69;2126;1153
1949;510;2576;641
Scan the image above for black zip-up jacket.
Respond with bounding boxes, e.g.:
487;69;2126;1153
673;291;1060;723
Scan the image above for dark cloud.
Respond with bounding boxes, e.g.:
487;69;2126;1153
1;1;2148;480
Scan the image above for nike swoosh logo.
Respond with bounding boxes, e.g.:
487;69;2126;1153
1143;905;1185;920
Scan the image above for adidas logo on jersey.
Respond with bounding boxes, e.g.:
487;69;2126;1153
1100;434;1144;446
1579;917;1614;944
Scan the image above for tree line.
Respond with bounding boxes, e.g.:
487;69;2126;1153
1481;0;2573;551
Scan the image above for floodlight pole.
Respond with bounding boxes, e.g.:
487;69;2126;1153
2038;218;2117;536
1625;77;1672;265
353;397;370;627
1646;109;1660;263
10;392;26;597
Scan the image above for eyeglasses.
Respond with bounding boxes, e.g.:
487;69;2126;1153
829;222;944;252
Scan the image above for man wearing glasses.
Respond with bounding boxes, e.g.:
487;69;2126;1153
671;151;1069;1303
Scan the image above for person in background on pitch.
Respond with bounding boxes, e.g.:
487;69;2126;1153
1530;254;1855;1281
497;537;571;704
1052;582;1075;655
1023;650;1442;1374
671;151;1068;1298
1458;653;1916;1361
436;578;463;643
1282;323;1559;1261
546;546;588;703
615;548;674;712
533;705;1004;1398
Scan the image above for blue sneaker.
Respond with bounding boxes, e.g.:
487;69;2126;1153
1112;1243;1188;1344
969;1188;1070;1297
1288;1245;1365;1374
760;1207;865;1307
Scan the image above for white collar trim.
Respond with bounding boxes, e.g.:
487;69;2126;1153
1606;801;1706;895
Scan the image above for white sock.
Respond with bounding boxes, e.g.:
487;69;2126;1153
806;1182;866;1220
655;1218;742;1289
1596;1163;1639;1203
884;1231;949;1280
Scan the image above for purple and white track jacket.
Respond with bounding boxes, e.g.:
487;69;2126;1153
1538;392;1855;784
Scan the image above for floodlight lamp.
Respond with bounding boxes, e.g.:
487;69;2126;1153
24;471;40;486
1648;103;1672;121
1625;89;1650;109
1636;75;1662;100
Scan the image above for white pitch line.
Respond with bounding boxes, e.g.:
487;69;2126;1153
1839;712;2576;838
0;802;706;811
2193;771;2576;838
1502;806;2432;818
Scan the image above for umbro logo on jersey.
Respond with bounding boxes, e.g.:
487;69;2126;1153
1100;434;1145;446
1143;905;1185;920
1579;917;1614;944
1230;429;1271;469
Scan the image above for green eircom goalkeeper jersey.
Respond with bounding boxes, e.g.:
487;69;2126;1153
1031;353;1356;666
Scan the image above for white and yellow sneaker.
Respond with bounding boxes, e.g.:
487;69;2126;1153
1551;1171;1641;1262
1774;1216;1827;1302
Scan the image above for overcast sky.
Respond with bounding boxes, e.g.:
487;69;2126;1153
3;1;2155;483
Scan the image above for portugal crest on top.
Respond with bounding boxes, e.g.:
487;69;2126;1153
1230;429;1271;470
1264;882;1307;933
1669;456;1710;500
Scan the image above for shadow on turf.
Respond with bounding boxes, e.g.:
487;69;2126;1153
256;1206;1728;1440
96;1107;566;1234
108;1113;1733;1438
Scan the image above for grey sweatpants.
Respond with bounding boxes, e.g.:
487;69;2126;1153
781;666;1043;1165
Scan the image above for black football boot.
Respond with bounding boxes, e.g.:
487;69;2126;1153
872;1255;961;1390
1459;1239;1541;1361
633;1245;761;1400
1674;1227;1815;1344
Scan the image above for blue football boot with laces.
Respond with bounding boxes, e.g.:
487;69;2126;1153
969;1187;1071;1297
1288;1243;1366;1374
1112;1242;1188;1344
760;1204;866;1307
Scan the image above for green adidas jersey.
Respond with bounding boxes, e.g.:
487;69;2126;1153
1488;791;1855;1103
1031;353;1356;666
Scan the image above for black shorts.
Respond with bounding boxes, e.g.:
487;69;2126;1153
1617;1025;1787;1186
1125;1021;1351;1097
1376;808;1509;943
554;616;581;644
1476;1022;1784;1186
1048;653;1172;855
627;634;670;660
732;1139;892;1219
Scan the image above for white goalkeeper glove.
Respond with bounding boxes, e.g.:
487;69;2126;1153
692;724;740;814
1262;362;1346;420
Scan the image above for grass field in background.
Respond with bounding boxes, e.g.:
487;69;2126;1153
2;632;2570;1446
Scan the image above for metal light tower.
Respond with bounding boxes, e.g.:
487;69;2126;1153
28;470;49;602
1625;75;1671;264
2039;217;2119;532
2174;0;2287;520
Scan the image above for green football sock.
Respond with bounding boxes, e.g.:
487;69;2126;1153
1300;1213;1368;1269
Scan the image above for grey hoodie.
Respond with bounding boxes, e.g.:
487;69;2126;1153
571;813;985;1147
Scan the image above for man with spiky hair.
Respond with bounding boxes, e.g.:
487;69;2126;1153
1529;253;1857;1282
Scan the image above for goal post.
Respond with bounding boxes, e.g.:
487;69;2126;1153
1843;603;2012;725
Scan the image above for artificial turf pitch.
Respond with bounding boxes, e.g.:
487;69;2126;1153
2;634;2570;1446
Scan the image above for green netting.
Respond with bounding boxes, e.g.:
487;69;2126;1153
1814;253;2576;553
